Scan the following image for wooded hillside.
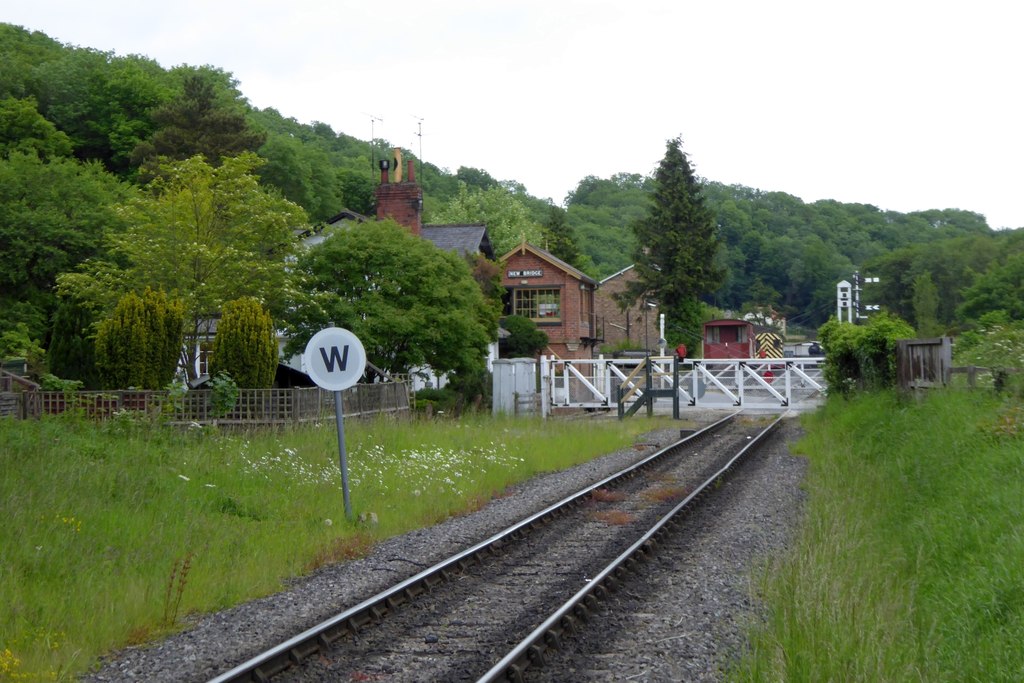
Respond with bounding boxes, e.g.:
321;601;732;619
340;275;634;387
3;22;1022;362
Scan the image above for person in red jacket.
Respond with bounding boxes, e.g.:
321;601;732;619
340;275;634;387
675;343;687;360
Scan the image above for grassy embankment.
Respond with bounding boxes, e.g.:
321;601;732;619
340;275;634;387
0;411;677;681
733;390;1024;682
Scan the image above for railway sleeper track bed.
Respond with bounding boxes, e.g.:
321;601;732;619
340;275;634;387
203;413;785;683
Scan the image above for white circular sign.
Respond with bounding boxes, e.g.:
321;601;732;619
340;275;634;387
302;327;367;391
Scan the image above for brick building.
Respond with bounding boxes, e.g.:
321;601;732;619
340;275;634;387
595;265;661;352
371;150;601;362
500;241;601;360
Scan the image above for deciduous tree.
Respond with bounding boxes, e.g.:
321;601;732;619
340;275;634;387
911;272;942;337
337;168;375;216
0;322;47;379
34;49;170;175
0;151;130;341
58;154;306;379
0;96;72;159
257;133;341;221
0;24;65;100
285;220;498;379
957;252;1024;322
430;182;544;255
500;315;548;357
565;173;652;278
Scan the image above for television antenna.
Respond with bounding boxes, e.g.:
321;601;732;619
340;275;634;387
412;115;424;178
362;113;383;176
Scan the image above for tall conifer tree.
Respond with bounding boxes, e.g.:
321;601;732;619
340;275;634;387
624;137;722;348
133;72;265;167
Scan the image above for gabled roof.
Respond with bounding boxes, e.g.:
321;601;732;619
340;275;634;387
599;264;636;285
499;241;598;286
421;223;494;260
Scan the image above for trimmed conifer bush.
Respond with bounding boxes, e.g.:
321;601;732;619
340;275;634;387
209;297;277;388
95;288;184;389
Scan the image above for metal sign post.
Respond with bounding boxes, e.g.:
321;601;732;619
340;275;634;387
302;327;367;520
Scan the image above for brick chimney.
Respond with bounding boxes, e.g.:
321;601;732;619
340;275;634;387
375;153;422;236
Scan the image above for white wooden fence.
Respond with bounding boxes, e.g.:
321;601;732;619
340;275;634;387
492;355;826;416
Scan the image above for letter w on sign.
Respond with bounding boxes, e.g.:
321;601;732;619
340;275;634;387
320;345;349;373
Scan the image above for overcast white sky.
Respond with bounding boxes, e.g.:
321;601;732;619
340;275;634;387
7;1;1023;228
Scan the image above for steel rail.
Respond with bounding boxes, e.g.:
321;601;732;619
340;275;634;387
476;413;784;683
206;412;740;683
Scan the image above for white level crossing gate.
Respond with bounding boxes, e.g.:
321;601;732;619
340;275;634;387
539;355;825;415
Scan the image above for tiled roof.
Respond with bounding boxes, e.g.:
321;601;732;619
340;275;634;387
309;212;495;260
421;223;495;260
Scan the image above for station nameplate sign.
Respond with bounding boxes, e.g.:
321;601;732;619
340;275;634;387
507;269;542;278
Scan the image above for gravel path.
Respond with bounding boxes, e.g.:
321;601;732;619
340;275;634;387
83;411;807;683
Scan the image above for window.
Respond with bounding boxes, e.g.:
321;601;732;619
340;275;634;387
513;288;561;322
197;341;214;377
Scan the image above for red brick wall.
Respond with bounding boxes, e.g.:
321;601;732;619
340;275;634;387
594;268;659;352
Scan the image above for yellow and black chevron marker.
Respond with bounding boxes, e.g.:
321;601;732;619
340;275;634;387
756;332;784;359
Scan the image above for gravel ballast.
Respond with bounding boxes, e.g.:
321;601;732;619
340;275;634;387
83;412;807;683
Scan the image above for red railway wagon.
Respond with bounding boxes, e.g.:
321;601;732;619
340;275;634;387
702;319;756;359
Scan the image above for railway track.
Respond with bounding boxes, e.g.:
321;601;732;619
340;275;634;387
207;412;782;683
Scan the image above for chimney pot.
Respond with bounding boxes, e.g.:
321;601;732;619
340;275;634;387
407;159;416;183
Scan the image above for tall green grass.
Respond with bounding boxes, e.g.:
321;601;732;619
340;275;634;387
732;391;1024;682
0;411;675;681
